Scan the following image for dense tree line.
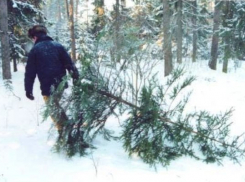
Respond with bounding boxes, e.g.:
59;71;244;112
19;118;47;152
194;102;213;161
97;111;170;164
2;0;245;79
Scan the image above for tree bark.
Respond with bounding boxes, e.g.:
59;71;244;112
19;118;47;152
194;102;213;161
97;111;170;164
58;0;62;21
163;0;173;76
55;0;62;41
222;1;232;73
177;0;183;64
68;0;76;61
75;0;79;22
110;0;121;62
13;58;17;72
115;0;120;62
192;0;197;62
209;1;222;70
0;0;11;80
65;0;69;19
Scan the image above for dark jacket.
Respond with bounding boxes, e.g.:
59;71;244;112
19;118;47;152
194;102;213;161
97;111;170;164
25;35;78;96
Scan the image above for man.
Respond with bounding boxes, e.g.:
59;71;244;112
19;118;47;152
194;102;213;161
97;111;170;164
25;25;79;136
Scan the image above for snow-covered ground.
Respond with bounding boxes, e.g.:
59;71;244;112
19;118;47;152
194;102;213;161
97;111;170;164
0;62;245;182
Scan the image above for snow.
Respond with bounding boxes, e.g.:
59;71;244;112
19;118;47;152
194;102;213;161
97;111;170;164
0;62;245;182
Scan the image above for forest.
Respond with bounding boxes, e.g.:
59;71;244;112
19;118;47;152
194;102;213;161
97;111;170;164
1;0;245;170
1;0;245;79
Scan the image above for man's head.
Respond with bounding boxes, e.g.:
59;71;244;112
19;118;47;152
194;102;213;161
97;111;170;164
28;25;47;39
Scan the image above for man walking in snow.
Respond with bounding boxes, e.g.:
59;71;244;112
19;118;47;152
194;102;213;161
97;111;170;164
24;25;79;136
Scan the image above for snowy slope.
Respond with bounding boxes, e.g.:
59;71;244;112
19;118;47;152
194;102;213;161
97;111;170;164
0;62;245;182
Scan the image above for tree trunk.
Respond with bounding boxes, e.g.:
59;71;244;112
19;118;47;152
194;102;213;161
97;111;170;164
222;1;232;73
68;0;76;61
0;0;11;80
76;0;79;22
57;0;62;21
176;0;183;64
13;58;17;72
55;0;62;41
192;0;197;62
209;1;222;70
223;43;229;73
65;0;69;19
110;0;121;62
163;0;173;76
115;0;120;62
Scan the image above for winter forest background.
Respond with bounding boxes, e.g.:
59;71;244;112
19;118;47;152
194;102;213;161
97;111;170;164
1;0;245;181
2;0;245;79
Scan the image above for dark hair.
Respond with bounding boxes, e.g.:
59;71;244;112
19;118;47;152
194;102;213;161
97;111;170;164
28;25;47;38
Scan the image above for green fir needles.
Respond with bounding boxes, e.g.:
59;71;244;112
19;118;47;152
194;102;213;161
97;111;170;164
122;68;245;167
44;67;245;168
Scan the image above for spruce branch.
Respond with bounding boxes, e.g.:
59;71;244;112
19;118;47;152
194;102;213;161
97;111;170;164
92;85;230;149
44;63;245;167
84;80;245;166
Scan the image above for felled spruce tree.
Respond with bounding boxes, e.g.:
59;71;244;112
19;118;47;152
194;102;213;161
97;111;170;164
44;64;119;157
122;73;242;167
43;64;245;167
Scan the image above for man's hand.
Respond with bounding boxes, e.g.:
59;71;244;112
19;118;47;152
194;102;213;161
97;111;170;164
26;92;35;100
72;70;79;80
66;64;79;85
71;69;79;85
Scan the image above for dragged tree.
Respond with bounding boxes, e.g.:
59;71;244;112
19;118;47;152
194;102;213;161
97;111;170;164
43;1;245;168
44;51;245;168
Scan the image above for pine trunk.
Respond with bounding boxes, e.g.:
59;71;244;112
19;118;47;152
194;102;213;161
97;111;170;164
65;0;69;19
110;0;121;62
222;1;233;73
55;0;62;41
0;0;11;80
115;0;120;62
209;1;222;70
163;0;173;76
75;0;79;22
192;0;197;62
68;0;76;61
177;0;183;64
13;58;17;72
57;0;61;21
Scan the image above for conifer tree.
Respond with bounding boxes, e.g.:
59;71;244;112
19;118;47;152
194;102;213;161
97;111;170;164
43;0;245;168
221;1;233;73
44;38;245;168
232;2;245;60
7;0;45;71
90;0;106;35
220;2;245;71
177;0;211;62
